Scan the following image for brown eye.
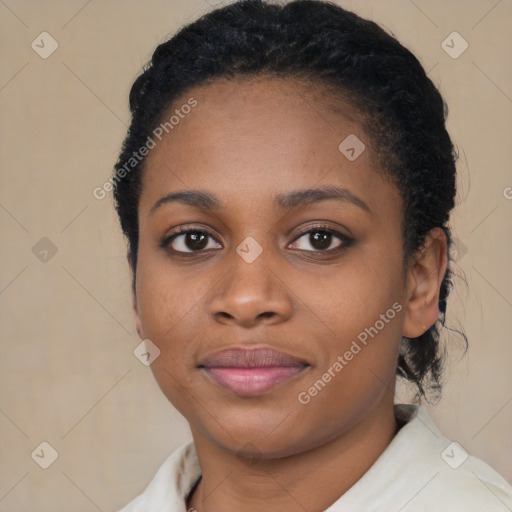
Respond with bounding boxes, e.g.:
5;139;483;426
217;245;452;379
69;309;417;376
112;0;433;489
163;229;222;253
289;226;352;253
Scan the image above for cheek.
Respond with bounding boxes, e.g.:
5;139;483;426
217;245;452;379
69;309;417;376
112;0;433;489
293;274;404;443
135;252;202;369
302;251;405;342
136;236;195;333
301;248;406;397
135;261;203;411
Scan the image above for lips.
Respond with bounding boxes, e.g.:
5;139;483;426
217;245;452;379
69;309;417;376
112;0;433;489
199;347;309;397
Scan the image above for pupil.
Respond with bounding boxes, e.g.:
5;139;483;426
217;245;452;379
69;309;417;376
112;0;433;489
187;232;207;250
311;231;331;250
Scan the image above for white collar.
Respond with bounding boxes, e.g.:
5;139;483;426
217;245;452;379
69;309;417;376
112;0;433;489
120;404;512;511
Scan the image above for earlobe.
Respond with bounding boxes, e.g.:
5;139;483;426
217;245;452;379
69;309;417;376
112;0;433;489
402;228;448;338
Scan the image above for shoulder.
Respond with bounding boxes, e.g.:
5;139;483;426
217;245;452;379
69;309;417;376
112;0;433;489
427;452;512;511
328;404;512;512
394;405;512;511
117;441;200;512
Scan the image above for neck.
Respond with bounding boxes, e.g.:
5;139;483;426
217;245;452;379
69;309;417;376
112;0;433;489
187;400;399;512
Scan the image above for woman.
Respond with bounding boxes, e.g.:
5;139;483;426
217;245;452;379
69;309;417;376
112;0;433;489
113;1;512;510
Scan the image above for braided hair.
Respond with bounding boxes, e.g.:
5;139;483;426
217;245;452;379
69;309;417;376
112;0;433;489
113;0;465;400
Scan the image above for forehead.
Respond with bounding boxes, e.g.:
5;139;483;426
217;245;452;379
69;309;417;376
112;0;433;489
139;76;398;217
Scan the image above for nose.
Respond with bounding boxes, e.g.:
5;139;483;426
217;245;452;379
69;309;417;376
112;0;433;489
209;246;293;328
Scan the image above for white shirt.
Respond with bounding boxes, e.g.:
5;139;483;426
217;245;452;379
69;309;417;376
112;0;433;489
118;404;512;511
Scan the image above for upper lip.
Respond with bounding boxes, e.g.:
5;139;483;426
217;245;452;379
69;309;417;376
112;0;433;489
199;347;309;368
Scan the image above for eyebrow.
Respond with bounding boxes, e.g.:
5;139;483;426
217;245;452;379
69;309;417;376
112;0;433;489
150;185;371;215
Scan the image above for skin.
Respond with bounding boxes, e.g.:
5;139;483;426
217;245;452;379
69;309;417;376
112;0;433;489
131;76;448;512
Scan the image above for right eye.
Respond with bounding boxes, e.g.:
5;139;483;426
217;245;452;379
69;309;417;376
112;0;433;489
161;227;222;254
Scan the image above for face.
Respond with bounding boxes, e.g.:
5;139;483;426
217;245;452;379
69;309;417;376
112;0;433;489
132;76;433;458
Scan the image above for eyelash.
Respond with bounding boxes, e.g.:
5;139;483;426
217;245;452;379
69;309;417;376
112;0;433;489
160;224;353;257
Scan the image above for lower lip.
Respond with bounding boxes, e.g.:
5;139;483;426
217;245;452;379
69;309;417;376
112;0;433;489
203;366;307;397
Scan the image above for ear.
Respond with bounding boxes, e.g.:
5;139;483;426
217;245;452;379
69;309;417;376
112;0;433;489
127;251;144;340
403;227;448;338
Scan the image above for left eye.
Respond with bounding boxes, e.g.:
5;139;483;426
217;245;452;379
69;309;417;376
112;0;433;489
289;227;349;252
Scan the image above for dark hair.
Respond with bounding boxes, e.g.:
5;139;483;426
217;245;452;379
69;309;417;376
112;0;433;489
113;0;465;401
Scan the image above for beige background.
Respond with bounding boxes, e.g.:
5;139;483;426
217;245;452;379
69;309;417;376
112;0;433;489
0;0;511;510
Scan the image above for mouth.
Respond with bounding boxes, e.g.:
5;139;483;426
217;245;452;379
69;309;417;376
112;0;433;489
198;347;310;397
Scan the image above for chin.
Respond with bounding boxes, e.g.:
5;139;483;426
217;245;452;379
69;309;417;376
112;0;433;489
200;414;315;460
